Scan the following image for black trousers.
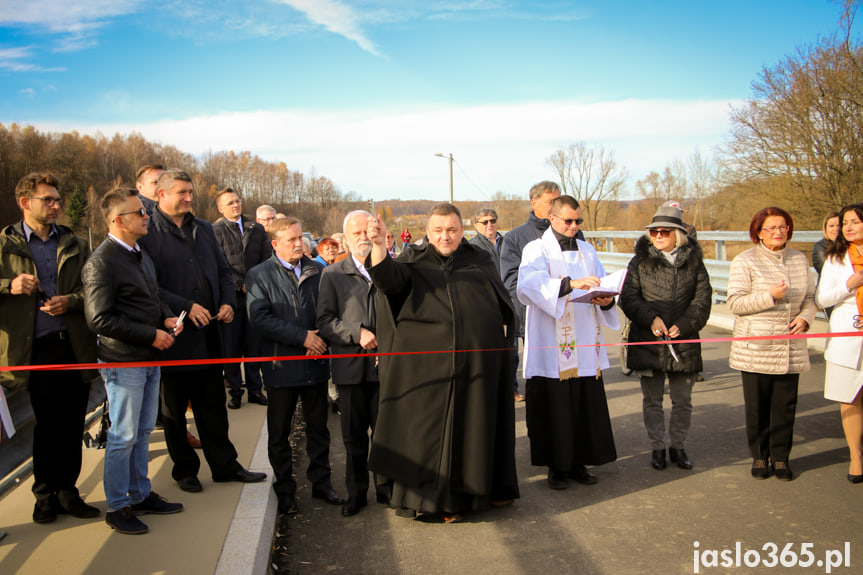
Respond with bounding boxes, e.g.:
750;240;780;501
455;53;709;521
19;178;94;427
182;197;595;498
337;381;381;499
266;384;333;501
223;294;263;398
740;371;800;461
161;367;242;480
28;336;90;504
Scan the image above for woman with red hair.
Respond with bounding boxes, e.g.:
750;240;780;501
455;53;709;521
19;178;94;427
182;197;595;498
315;237;340;266
727;207;817;481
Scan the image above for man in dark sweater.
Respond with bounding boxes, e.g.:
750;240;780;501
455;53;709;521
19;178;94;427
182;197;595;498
138;169;266;493
499;181;562;401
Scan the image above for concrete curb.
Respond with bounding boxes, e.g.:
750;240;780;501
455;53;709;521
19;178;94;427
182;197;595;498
215;418;276;575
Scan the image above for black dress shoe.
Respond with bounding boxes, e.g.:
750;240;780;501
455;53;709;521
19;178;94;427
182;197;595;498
279;497;298;515
178;476;204;492
341;495;367;517
106;507;148;534
248;392;268;406
62;496;100;518
131;491;184;515
547;469;569;490
774;460;794;481
570;465;598;485
214;468;268;483
668;448;692;470
751;459;773;479
651;449;667;470
227;396;242;409
847;473;863;484
33;498;58;524
311;487;346;505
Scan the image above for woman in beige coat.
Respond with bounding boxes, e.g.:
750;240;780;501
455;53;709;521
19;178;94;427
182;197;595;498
815;203;863;483
727;207;817;481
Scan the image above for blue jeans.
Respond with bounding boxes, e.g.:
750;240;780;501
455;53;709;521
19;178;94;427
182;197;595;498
100;364;160;512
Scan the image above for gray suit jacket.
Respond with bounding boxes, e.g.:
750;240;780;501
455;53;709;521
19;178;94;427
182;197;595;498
316;255;378;385
469;232;502;275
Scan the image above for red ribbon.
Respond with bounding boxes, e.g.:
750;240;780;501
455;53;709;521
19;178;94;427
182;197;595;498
2;330;860;373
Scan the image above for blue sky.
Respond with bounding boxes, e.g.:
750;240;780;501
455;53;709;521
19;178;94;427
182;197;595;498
0;1;846;201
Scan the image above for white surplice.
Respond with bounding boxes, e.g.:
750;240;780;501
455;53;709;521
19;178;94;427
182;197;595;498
517;228;619;380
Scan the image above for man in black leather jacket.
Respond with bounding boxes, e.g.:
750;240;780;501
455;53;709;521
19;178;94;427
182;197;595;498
83;187;184;534
246;216;343;515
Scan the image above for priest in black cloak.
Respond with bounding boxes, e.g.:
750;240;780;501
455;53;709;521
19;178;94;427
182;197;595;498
365;203;519;523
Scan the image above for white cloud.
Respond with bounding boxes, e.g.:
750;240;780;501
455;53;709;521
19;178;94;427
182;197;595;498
40;98;736;201
20;88;36;98
277;0;383;56
0;46;65;72
0;0;143;34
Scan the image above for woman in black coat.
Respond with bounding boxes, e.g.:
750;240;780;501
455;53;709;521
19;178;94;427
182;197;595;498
619;205;712;470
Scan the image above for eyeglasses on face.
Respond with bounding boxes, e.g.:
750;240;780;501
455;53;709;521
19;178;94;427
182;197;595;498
761;225;788;234
117;207;148;218
477;218;497;225
27;196;64;208
552;214;582;226
649;229;673;238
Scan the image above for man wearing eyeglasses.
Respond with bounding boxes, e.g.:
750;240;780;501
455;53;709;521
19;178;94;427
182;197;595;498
517;195;618;490
213;188;272;409
469;207;503;274
256;204;277;232
0;172;98;524
82;188;185;534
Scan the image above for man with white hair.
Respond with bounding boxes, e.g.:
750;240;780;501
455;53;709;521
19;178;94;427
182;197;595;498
316;210;385;517
255;204;277;231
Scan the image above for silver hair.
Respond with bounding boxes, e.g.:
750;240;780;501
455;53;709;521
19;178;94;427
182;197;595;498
473;207;498;223
256;204;276;218
528;180;560;201
342;210;373;234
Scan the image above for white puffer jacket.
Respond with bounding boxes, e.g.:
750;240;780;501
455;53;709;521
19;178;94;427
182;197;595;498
727;243;817;374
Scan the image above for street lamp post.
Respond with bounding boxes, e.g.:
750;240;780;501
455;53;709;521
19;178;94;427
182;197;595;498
434;153;453;203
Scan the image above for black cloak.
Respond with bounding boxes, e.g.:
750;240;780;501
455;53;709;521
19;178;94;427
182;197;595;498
367;239;519;514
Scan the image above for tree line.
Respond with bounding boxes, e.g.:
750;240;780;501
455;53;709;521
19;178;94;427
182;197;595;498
0;125;359;240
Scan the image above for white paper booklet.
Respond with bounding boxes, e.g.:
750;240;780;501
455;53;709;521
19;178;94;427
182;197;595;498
568;268;628;304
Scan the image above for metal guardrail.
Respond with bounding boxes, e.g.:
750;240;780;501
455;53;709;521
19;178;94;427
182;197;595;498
585;230;823;303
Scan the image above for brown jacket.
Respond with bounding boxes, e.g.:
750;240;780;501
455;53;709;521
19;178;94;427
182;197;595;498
0;222;97;392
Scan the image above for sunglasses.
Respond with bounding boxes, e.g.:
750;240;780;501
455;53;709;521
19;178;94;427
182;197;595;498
117;207;148;218
552;215;583;226
477;218;497;225
649;229;673;238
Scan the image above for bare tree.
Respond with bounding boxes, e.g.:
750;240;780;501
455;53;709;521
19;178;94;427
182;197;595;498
687;149;717;229
546;142;627;231
722;3;863;225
